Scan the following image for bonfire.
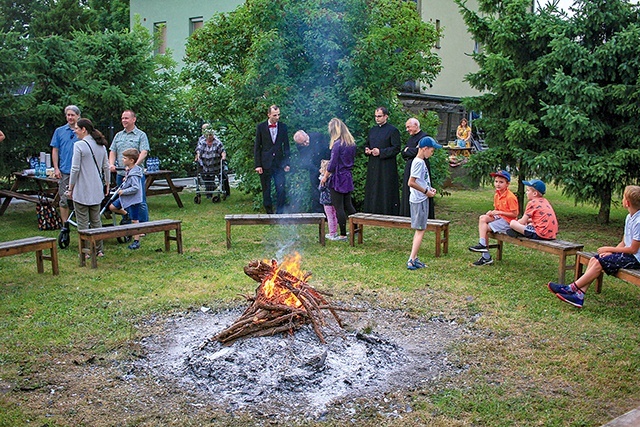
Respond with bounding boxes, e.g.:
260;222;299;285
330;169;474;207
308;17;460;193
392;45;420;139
213;253;353;344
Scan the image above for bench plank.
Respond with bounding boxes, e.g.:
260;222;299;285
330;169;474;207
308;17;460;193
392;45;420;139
225;214;326;248
77;219;182;268
0;236;59;275
575;251;640;294
348;213;450;257
488;231;583;284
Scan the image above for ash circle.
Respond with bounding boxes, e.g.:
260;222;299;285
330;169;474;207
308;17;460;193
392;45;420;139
133;306;466;418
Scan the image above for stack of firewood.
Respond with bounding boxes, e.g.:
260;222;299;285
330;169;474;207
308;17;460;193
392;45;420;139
213;259;349;344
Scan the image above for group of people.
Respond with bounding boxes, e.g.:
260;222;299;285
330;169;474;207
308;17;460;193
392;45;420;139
252;105;437;238
467;169;640;310
51;106;149;255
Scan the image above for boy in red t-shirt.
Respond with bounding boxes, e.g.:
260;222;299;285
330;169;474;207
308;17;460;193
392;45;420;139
469;170;519;266
509;179;558;240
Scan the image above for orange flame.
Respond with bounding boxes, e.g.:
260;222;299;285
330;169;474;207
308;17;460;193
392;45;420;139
262;252;309;309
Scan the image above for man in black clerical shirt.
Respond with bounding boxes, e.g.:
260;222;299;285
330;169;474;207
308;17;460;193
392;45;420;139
363;107;401;215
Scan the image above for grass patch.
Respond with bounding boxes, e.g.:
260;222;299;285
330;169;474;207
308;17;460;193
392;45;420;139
1;184;639;426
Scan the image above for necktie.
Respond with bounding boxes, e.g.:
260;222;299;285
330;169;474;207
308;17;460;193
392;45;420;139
269;123;277;128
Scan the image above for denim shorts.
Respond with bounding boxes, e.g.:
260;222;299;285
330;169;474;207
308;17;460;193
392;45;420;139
113;200;141;221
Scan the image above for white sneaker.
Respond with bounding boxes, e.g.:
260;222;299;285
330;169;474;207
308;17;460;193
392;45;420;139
325;233;339;240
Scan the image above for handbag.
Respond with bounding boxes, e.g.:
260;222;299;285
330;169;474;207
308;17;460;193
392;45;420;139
319;185;332;205
36;193;62;230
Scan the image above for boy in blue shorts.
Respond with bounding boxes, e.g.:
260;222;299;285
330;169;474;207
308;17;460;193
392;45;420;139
548;185;640;308
109;148;144;250
469;170;519;266
406;136;441;270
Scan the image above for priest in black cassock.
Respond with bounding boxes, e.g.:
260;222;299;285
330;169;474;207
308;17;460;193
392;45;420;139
400;117;435;219
364;107;401;215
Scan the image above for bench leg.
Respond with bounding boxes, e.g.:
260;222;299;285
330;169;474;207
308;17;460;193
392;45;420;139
35;249;44;273
495;240;503;261
78;235;86;267
50;244;59;275
349;218;355;246
176;224;183;254
443;224;449;255
319;220;325;246
226;220;232;249
434;227;442;258
89;240;98;268
164;230;171;252
357;224;363;244
558;253;568;285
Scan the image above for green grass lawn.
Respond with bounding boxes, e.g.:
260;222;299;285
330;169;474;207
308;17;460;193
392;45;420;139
1;184;639;426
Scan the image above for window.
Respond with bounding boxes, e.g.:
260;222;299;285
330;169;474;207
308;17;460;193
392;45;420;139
190;17;204;36
154;22;167;55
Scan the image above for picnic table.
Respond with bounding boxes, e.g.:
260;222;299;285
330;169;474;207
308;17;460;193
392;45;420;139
0;169;185;215
0;172;59;216
144;170;185;208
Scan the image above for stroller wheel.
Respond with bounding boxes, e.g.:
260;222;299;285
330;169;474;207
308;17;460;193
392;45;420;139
117;235;132;244
58;227;70;249
212;195;221;203
194;194;201;204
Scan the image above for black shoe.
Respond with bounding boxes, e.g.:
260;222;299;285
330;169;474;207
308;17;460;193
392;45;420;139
506;229;523;238
120;214;131;225
472;256;494;266
265;206;274;214
468;243;488;253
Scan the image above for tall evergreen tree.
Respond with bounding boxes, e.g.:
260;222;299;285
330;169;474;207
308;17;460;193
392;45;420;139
541;0;640;223
455;0;566;211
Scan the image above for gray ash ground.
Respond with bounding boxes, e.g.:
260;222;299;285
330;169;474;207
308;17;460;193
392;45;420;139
132;305;467;420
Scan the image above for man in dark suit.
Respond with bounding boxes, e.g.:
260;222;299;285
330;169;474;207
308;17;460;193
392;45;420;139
254;105;290;214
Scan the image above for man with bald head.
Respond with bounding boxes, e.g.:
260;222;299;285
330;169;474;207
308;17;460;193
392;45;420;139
400;117;435;219
294;129;330;212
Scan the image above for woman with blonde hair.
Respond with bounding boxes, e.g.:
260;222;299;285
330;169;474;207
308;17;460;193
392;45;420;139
320;118;357;240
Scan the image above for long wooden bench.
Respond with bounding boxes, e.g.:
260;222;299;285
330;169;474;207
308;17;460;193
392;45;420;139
487;231;583;284
77;219;183;268
575;251;640;294
225;214;326;248
0;236;59;275
348;213;450;257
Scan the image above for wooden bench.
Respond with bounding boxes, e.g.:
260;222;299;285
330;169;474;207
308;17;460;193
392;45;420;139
77;219;183;268
0;236;59;275
348;213;450;257
487;231;583;284
225;214;326;248
575;251;640;294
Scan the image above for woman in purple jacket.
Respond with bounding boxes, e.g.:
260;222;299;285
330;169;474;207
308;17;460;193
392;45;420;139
320;118;357;241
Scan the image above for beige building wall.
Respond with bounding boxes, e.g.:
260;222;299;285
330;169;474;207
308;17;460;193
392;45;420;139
131;0;480;103
130;0;243;67
420;0;481;99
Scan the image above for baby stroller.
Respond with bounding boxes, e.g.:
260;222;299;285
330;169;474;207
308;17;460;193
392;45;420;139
193;157;230;204
57;182;130;248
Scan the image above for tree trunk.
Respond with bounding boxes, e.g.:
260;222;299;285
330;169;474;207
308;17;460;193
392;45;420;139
597;188;612;224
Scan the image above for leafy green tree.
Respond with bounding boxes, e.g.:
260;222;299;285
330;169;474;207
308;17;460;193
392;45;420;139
456;0;566;211
541;0;640;223
182;0;441;209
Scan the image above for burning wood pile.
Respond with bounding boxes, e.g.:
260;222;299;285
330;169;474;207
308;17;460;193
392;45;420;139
213;254;350;345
